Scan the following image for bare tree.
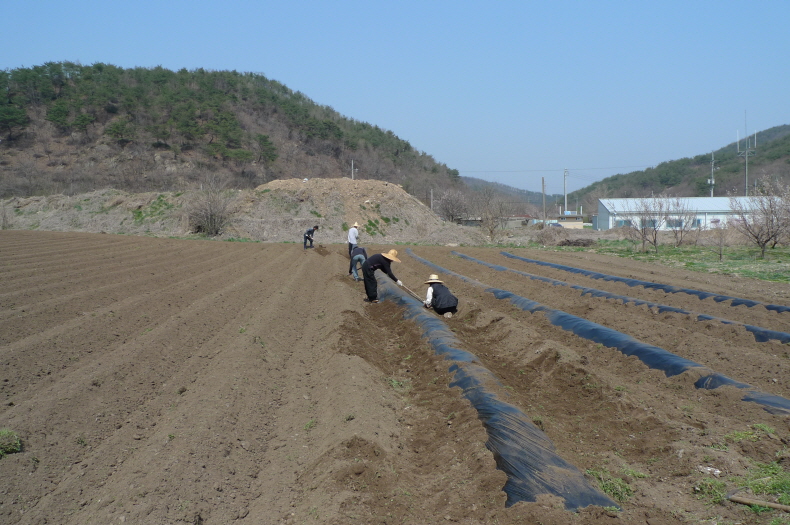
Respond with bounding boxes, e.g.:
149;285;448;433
698;219;734;261
728;177;790;258
616;196;667;253
15;159;46;197
582;187;609;219
470;187;509;242
436;189;468;222
779;181;790;247
186;172;235;236
665;196;699;247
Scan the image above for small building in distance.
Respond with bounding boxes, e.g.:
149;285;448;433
501;214;537;229
555;212;585;229
595;197;755;231
455;216;482;227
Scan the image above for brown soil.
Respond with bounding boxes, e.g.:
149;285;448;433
2;231;790;524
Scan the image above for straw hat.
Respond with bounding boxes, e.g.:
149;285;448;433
381;249;401;262
424;274;443;284
352;222;359;228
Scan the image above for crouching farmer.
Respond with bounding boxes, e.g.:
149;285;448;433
423;274;458;318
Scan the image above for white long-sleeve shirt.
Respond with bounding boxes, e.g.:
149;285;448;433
424;286;434;308
347;227;359;244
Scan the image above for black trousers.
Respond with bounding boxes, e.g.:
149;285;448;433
434;305;458;315
361;260;377;300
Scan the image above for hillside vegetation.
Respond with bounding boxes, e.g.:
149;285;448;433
0;62;460;199
571;124;790;211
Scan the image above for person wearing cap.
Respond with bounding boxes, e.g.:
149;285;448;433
347;222;360;257
361;249;402;303
349;245;368;281
304;225;319;249
423;274;459;318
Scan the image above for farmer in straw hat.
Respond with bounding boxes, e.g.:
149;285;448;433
347;221;360;257
361;249;402;303
423;274;459;318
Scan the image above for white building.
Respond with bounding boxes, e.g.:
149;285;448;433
595;197;755;231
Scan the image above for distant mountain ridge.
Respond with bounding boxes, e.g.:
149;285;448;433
570;124;790;211
461;176;562;207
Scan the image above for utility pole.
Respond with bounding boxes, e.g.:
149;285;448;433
708;152;716;197
563;168;568;214
738;137;755;196
737;113;756;196
351;159;358;180
542;177;546;224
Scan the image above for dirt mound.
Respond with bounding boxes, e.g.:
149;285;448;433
236;177;486;245
1;178;487;246
558;238;596;247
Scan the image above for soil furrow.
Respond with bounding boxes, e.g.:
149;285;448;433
2;234;789;525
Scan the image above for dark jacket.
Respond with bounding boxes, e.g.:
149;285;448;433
430;283;458;309
304;227;316;238
349;247;368;273
350;247;368;259
363;253;398;282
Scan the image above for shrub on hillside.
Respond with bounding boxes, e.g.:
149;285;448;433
186;174;234;236
0;429;22;457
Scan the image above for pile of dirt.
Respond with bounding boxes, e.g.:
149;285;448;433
0;178;488;246
558;238;596;247
234;177;487;245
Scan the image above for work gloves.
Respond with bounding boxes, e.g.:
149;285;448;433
396;280;403;286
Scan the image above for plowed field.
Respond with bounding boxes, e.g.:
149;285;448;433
1;231;789;525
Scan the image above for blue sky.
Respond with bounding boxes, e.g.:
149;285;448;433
4;1;789;194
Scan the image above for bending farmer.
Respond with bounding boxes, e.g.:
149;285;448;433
424;274;459;318
349;246;368;282
303;225;319;249
361;249;402;303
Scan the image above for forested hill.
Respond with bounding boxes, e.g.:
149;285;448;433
0;62;460;199
570;124;790;211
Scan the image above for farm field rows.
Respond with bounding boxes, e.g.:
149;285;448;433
1;231;789;524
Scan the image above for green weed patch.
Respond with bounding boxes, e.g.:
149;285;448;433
132;194;175;224
585;468;634;502
557;240;790;282
0;429;22;457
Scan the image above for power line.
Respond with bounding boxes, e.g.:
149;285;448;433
564;172;611;181
461;165;650;173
